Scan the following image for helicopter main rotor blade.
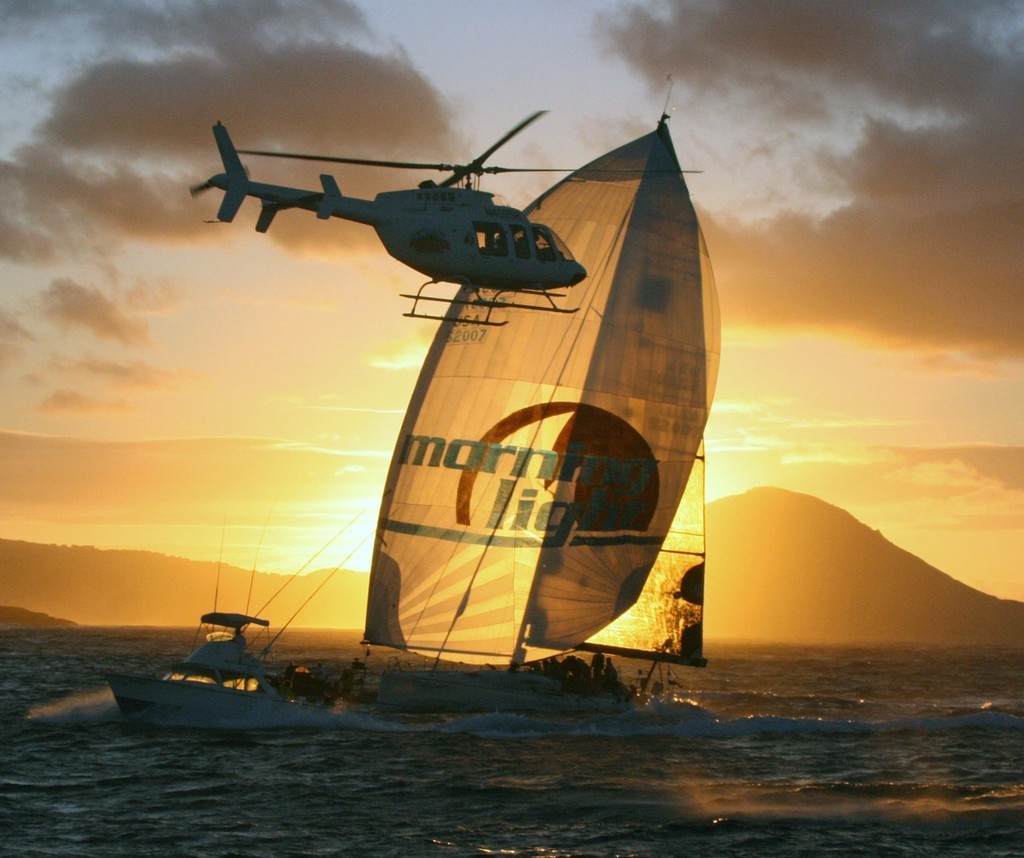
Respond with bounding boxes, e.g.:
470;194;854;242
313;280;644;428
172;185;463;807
232;114;699;186
236;150;458;172
480;166;704;175
235;112;549;187
439;110;548;188
472;110;548;170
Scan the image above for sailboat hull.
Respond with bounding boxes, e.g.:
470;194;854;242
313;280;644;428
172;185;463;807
376;669;632;714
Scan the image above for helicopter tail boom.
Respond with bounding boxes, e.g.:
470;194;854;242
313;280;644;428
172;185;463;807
317;174;343;219
195;124;384;232
211;123;249;223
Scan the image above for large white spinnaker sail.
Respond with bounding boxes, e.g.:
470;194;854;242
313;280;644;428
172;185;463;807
366;118;720;666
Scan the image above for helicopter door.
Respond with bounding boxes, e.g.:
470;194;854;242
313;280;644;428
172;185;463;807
474;222;509;256
510;224;531;259
531;226;557;261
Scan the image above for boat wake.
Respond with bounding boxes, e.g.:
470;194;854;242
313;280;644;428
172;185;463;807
349;694;1024;739
25;686;372;731
26;687;122;724
28;686;1022;737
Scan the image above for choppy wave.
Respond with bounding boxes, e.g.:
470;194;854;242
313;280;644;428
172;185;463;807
7;629;1023;857
28;684;1023;741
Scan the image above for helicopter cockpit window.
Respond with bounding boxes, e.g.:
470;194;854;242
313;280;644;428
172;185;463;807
532;226;557;261
549;229;576;261
474;222;508;256
510;224;531;259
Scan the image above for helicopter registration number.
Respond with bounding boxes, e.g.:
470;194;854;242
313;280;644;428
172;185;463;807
447;326;489;345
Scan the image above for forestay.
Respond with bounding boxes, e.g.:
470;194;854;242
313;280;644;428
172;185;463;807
365;119;720;665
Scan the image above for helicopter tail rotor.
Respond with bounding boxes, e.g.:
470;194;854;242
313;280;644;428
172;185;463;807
189;179;214;197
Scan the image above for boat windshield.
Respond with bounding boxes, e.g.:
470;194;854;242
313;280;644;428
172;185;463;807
164;664;218;684
221;670;262;692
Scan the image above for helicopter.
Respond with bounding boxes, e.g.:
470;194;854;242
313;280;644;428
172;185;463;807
191;112;587;325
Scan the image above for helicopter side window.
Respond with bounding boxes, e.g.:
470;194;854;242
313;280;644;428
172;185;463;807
510;224;531;259
474;221;508;256
532;226;557;261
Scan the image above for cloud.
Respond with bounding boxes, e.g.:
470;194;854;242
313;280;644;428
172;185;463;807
61;357;185;391
36;389;128;414
0;309;32;370
598;1;1024;360
0;0;458;264
40;278;149;343
365;327;433;370
0;428;381;531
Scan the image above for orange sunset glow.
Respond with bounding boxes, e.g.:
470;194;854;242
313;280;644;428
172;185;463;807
1;1;1021;607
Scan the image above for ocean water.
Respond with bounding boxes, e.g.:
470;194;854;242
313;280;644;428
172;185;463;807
2;627;1021;857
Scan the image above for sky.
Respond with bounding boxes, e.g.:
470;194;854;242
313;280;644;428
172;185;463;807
0;0;1021;602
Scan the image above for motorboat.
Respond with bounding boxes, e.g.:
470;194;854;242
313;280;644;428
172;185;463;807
107;612;344;719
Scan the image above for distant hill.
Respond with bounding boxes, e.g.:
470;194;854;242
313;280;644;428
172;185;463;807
0;605;76;627
2;489;1021;644
705;487;1024;645
0;539;368;629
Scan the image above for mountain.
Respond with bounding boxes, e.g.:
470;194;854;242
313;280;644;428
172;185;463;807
0;539;368;628
705;487;1024;645
0;605;76;627
1;489;1021;643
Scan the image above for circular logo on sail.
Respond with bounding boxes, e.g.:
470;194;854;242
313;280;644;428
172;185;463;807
445;402;660;544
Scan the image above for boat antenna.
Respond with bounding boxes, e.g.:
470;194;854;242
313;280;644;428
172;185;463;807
254;512;363;616
264;528;373;654
245;502;276;616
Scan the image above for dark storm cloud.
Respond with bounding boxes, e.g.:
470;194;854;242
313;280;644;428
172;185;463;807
41;278;149;344
43;46;452;158
599;0;1024;360
0;0;367;48
0;0;456;262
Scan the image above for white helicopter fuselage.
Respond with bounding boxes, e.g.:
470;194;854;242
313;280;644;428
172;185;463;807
365;187;584;289
199;123;585;293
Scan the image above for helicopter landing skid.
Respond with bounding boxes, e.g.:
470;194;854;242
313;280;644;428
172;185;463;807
400;281;578;327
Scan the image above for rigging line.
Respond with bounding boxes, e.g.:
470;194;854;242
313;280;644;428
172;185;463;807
428;470;537;670
246;501;276;616
396;307;487;648
411;158;643;663
505;188;639;661
212;514;227;614
196;515;229;652
264;530;373;654
461;178;634;535
438;169;638;664
254;512;363;616
400;286;539;651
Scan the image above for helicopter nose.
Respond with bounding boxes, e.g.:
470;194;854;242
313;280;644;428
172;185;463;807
567;263;587;286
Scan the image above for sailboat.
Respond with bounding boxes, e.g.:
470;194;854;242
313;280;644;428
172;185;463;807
364;116;721;712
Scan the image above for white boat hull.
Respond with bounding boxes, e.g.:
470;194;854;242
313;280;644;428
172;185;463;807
376;669;631;713
107;673;297;720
